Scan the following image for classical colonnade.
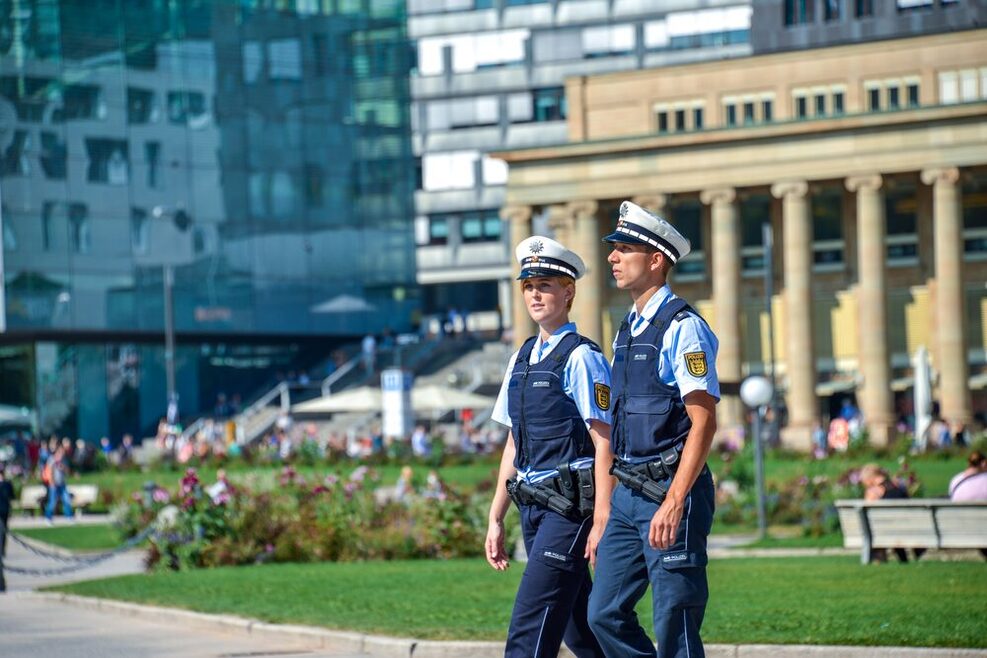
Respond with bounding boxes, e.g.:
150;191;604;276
502;167;971;447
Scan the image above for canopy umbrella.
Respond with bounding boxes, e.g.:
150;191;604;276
292;384;493;415
410;384;495;413
292;386;381;413
309;294;376;314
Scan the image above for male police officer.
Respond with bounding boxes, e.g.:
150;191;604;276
587;201;719;658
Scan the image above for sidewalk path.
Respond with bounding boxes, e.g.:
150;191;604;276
0;592;368;658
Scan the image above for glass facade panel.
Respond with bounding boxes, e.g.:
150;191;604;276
1;0;417;337
1;0;417;439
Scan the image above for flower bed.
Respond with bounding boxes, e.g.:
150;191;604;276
114;466;512;571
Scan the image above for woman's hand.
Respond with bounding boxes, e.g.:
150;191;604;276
584;518;607;567
485;519;510;571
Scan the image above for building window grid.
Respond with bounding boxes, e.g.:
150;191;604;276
655;100;705;134
864;78;920;112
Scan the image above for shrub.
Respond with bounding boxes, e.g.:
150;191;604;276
140;465;499;570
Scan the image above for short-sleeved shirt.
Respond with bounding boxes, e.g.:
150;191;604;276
493;323;612;480
613;285;720;401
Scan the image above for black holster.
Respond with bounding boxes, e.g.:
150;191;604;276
609;445;682;505
506;463;595;519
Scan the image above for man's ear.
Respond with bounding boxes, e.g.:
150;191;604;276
650;251;664;272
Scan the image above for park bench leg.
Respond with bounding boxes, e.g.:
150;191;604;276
856;508;874;565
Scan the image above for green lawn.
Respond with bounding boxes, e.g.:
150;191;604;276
53;556;987;647
69;460;501;508
71;453;964;503
705;452;965;497
16;524;123;551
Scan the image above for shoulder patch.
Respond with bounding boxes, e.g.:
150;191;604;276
594;383;611;411
684;351;708;377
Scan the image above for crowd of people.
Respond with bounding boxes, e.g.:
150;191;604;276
0;433;135;522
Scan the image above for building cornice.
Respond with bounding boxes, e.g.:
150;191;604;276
493;102;987;165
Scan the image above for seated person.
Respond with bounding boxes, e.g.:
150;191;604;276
859;463;917;562
949;451;987;502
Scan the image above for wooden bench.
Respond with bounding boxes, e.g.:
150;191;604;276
17;484;100;515
835;498;987;564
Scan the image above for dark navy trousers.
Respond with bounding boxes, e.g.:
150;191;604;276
505;504;605;658
587;467;715;658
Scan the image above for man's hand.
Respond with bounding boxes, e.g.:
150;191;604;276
648;494;684;549
485;519;510;571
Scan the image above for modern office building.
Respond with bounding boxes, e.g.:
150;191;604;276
0;1;418;440
495;28;987;447
751;0;986;53
408;0;754;325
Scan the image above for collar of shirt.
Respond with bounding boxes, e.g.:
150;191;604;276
626;285;674;337
530;322;577;363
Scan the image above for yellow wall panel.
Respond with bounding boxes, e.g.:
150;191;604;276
905;285;931;357
832;288;858;361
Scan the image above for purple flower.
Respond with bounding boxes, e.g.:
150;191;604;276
152;488;171;503
350;466;368;482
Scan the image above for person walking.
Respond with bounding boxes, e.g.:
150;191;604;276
0;463;13;592
44;447;73;523
485;236;614;658
588;201;720;658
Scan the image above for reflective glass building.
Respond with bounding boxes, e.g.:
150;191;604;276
0;0;418;440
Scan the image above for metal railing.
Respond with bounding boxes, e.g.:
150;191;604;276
321;353;362;396
234;382;291;444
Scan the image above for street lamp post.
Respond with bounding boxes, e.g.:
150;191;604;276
740;375;773;540
163;263;177;423
152;205;188;424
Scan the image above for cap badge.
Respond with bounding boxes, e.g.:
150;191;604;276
529;240;544;254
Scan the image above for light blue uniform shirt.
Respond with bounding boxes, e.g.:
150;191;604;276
493;322;612;482
614;285;720;402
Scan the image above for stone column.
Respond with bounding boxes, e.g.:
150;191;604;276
632;194;669;217
772;181;816;450
570;201;603;345
921;167;971;425
502;204;534;349
701;187;742;430
845;174;894;445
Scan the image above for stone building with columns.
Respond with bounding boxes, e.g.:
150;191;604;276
495;29;987;448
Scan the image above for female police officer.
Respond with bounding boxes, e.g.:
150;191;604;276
485;235;614;658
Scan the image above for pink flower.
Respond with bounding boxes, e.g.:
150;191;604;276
152;488;171;503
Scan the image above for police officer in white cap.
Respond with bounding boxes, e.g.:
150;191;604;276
486;235;613;658
587;201;720;658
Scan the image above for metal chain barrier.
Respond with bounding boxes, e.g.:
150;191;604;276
0;516;155;582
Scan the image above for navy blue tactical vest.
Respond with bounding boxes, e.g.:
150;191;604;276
507;332;599;472
611;298;701;460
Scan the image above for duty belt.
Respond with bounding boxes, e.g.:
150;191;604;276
506;463;595;519
609;444;683;505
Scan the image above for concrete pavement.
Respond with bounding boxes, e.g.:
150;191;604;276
0;592;369;658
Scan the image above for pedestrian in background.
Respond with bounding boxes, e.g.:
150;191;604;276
44;447;73;523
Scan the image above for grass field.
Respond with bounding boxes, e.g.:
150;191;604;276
52;556;987;647
15;524;123;551
69;452;965;503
